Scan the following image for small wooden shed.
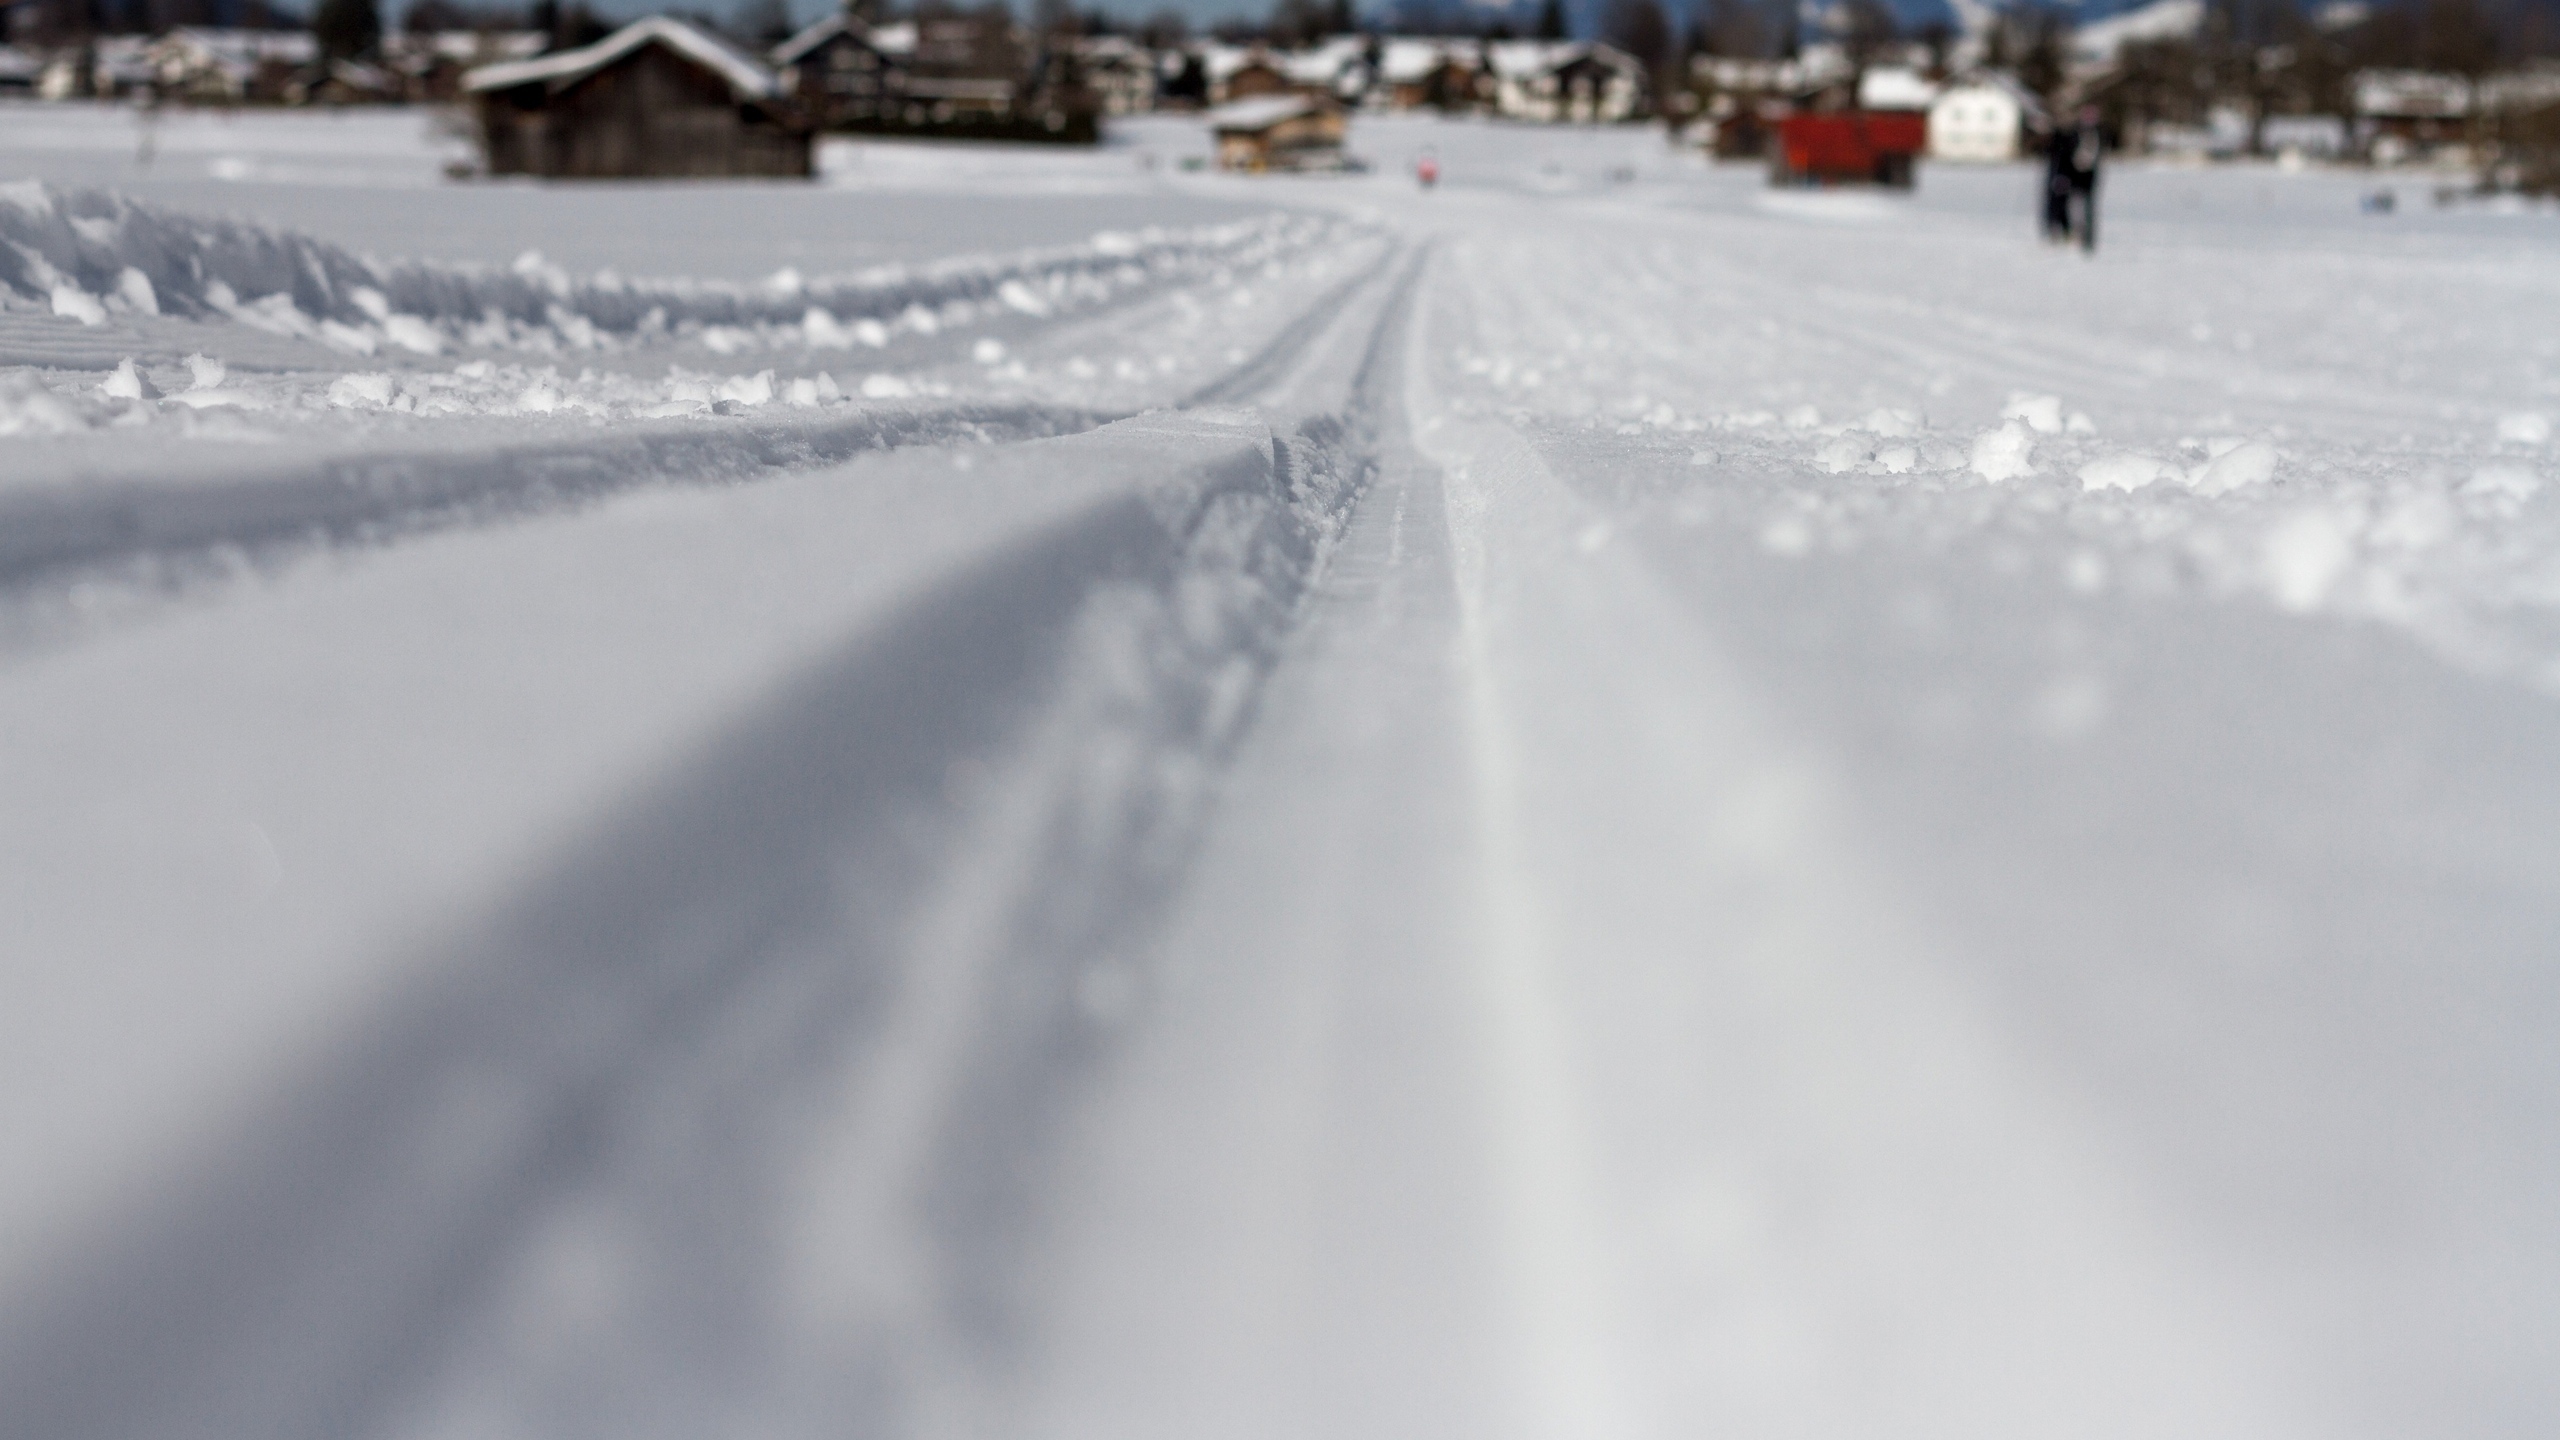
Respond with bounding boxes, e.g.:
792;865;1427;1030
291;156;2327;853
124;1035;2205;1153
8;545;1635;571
463;18;812;180
1209;94;1347;173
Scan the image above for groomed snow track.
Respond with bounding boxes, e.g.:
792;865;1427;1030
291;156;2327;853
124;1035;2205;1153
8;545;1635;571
0;242;1428;1440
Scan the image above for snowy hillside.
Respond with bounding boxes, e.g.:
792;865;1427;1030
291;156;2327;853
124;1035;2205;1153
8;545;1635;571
4;106;2559;1440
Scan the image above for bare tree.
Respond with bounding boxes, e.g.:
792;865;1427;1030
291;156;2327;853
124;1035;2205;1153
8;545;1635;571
1607;0;1676;71
1138;7;1188;47
1694;0;1768;56
1836;0;1897;83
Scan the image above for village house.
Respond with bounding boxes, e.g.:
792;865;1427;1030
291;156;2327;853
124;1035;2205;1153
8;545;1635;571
1377;38;1484;112
288;57;399;105
772;12;915;127
1691;55;1831;158
775;10;1091;140
1208;45;1295;106
2354;69;2473;164
464;17;812;180
1486;40;1645;124
1210;92;1347;172
144;27;313;104
1926;72;2045;162
1072;34;1155;116
383;30;544;104
1280;33;1369;105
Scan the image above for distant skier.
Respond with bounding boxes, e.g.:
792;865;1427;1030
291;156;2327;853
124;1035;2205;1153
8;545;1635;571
1417;151;1440;191
2044;106;2104;252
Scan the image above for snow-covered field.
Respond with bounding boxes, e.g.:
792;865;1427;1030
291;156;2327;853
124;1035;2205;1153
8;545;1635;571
4;103;2558;1440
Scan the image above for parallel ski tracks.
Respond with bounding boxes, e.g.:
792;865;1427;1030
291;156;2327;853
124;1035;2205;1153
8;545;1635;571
0;240;1430;1440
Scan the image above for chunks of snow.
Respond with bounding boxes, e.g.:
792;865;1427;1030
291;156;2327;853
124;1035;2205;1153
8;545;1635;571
2078;453;2175;492
327;373;396;408
973;338;1008;365
49;284;105;326
1814;434;1870;474
803;308;855;348
2001;393;2065;434
381;315;443;356
184;353;227;390
2497;412;2552;446
784;374;840;407
860;373;914;399
998;279;1052;317
2189;440;2279;495
2465;464;2542;507
716;371;775;407
98;358;160;401
115;267;158;316
1969;421;2037;481
0;372;88;434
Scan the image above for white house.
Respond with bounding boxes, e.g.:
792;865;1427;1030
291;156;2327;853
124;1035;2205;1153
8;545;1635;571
1485;41;1644;123
1928;72;2046;162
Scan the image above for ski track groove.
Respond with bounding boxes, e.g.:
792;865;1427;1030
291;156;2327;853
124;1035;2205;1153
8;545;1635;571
0;237;1431;1440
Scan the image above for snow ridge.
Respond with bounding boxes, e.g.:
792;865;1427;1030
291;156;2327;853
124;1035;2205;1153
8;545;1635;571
0;182;1346;356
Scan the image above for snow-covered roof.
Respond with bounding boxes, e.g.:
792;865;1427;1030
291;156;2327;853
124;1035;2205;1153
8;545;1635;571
151;26;318;73
2353;68;2470;118
1379;38;1473;85
1197;43;1264;86
1692;54;1826;91
772;13;914;68
1930;70;2049;125
1208;93;1329;132
772;11;851;67
1485;40;1640;83
1283;33;1367;82
1858;65;1937;110
2071;0;2205;65
465;17;779;100
1074;35;1147;65
2482;64;2560;114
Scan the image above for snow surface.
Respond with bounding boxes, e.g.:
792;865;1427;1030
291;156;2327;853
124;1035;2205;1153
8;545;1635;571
4;107;2560;1440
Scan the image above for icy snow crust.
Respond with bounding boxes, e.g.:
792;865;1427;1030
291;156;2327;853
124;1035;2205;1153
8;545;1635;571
5;112;2560;1440
0;180;1340;368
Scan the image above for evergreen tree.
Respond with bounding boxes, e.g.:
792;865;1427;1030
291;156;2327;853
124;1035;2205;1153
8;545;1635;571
313;0;381;60
1535;0;1567;39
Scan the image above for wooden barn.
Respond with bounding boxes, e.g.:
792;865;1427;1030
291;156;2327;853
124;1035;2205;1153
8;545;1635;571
1209;94;1348;173
463;18;812;180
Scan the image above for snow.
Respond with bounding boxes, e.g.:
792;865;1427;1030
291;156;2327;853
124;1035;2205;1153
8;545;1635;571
5;108;2560;1440
461;17;781;101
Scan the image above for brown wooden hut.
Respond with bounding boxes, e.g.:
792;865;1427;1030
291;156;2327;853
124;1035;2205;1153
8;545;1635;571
1209;93;1348;172
463;18;812;180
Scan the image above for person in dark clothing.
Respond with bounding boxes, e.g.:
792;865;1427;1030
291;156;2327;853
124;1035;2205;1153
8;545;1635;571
2044;105;2105;252
2043;126;2077;243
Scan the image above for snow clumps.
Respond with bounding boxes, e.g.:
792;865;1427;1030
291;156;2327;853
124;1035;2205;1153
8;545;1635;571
2497;412;2552;446
0;371;88;435
2076;436;2280;495
98;357;160;401
1970;421;2039;481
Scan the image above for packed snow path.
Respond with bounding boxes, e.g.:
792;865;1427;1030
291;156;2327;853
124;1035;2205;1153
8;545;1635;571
5;121;2559;1439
